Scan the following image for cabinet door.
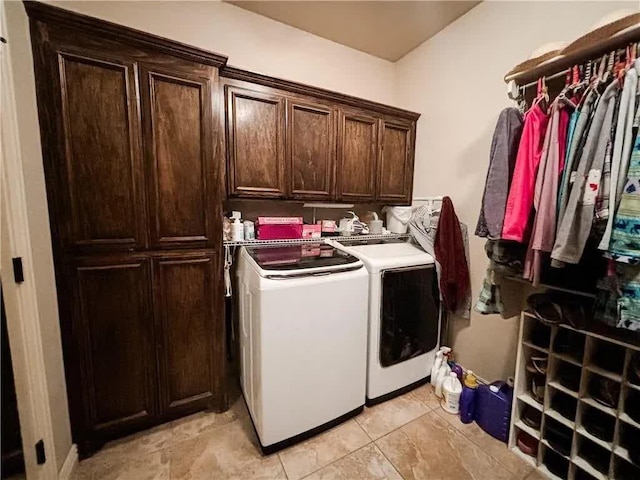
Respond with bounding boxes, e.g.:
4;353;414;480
337;110;378;201
287;100;335;199
378;119;414;204
140;63;217;248
56;52;146;251
152;252;221;416
71;255;156;436
226;86;286;197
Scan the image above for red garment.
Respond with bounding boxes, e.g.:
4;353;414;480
502;104;550;242
434;197;470;314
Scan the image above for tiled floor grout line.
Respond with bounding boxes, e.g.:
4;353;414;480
372;441;407;480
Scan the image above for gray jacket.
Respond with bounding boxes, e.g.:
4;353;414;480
552;80;621;265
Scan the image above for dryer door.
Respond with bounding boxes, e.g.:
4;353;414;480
379;265;440;367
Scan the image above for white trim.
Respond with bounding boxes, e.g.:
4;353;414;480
0;2;59;478
58;445;78;480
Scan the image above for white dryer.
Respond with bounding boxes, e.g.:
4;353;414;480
334;238;441;405
237;243;368;453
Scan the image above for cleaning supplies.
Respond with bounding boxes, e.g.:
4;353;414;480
232;216;244;241
442;372;463;414
434;348;452;398
459;370;478;423
369;212;383;235
244;220;255;240
475;381;513;443
430;348;445;386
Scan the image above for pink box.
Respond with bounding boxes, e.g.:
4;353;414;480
257;217;303;240
302;224;322;239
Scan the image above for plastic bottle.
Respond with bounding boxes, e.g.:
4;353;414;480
232;217;244;241
430;348;445;386
435;349;452;398
459;370;478;423
442;372;463;414
244;220;255;240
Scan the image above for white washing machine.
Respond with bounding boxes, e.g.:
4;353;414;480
333;238;441;405
237;243;368;453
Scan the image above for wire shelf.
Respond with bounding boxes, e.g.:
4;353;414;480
223;232;411;247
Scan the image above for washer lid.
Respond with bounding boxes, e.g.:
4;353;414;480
338;242;434;272
245;244;360;272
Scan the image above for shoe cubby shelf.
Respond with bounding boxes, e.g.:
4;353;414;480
509;311;640;479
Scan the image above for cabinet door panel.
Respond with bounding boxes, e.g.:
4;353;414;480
378;120;414;203
337;110;378;201
153;253;219;414
142;67;216;248
58;53;145;250
288;100;335;199
73;256;156;433
226;86;286;197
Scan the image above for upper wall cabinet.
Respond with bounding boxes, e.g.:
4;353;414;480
55;52;147;251
221;70;420;205
378;119;415;203
225;86;286;198
139;60;218;248
287;99;336;200
336;109;378;202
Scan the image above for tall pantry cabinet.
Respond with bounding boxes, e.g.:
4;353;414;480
25;2;228;456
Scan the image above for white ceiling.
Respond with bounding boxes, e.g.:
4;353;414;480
226;1;480;62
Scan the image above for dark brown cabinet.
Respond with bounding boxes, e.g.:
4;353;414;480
27;2;227;456
221;70;419;205
225;86;286;198
70;255;157;436
287;100;336;200
337;110;379;202
378;119;415;202
153;252;220;415
140;62;218;248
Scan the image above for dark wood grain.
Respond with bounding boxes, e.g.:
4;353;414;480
141;63;217;247
58;52;146;250
153;252;218;415
287;99;335;199
72;255;156;433
378;119;414;203
337;110;378;201
226;85;286;197
221;66;420;122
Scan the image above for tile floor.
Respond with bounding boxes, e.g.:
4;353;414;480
71;385;544;480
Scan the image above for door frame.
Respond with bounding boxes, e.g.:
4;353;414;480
0;2;67;478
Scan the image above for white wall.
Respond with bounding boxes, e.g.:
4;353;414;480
46;0;397;105
395;0;638;381
5;0;73;472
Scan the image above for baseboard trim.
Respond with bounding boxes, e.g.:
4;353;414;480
58;444;78;480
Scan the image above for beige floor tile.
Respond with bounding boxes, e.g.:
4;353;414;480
93;450;169;480
355;392;430;440
302;444;402;480
376;411;514;480
71;460;94;480
171;396;248;443
278;420;371;480
410;384;442;410
524;468;549;480
166;416;285;480
433;409;533;479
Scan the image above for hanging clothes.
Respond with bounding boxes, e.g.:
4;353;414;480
599;60;640;249
502;103;550;242
595;92;623;224
524;99;570;285
557;88;601;227
476;108;524;239
552;80;621;265
609;130;640;261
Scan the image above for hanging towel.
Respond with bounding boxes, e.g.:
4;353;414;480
502;104;550;242
552;80;621;265
599;61;640;249
434;197;471;314
610;130;640;262
476;108;524;239
524;99;570;285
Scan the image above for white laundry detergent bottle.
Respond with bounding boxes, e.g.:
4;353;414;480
430;346;450;386
442;372;463;414
434;348;452;398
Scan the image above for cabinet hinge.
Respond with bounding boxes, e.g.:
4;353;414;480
12;257;24;283
35;439;46;465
